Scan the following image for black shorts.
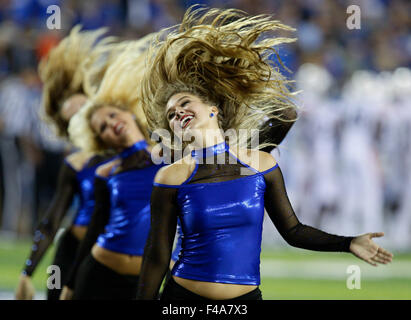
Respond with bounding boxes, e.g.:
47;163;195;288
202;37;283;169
160;276;263;301
47;229;79;300
72;253;139;300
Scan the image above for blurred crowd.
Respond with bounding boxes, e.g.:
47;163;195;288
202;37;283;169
0;0;410;249
269;65;411;251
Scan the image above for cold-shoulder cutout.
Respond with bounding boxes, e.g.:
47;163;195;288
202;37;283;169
154;155;195;186
230;147;277;173
256;150;278;173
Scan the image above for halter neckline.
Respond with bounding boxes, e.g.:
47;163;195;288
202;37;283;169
119;140;148;159
190;141;229;159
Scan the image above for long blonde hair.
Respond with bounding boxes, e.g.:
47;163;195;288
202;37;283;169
68;34;155;153
141;7;298;150
38;25;116;138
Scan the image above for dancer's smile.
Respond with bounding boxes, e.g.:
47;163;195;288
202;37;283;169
180;114;194;129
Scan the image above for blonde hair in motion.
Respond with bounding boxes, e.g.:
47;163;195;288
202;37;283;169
38;25;116;138
68;34;155;153
141;6;299;150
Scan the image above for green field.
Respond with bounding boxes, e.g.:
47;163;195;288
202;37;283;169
1;238;410;300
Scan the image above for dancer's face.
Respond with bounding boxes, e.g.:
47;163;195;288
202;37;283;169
90;105;139;149
165;92;219;136
60;94;87;122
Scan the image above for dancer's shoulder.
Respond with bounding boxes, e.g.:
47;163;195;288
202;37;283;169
154;155;195;186
65;151;95;171
256;150;277;172
235;147;277;173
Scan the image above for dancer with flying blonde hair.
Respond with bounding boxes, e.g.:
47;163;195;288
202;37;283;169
15;25;122;300
59;36;169;300
137;7;393;300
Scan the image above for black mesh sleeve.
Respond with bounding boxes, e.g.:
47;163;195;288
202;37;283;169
264;165;354;252
136;186;178;300
260;106;298;153
22;161;77;277
65;176;111;289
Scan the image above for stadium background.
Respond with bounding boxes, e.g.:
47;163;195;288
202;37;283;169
0;0;410;299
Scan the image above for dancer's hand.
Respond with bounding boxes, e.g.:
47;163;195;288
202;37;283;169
60;286;74;300
15;274;35;300
350;232;393;266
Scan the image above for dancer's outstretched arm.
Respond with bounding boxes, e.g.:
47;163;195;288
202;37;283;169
16;162;77;300
263;156;393;265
